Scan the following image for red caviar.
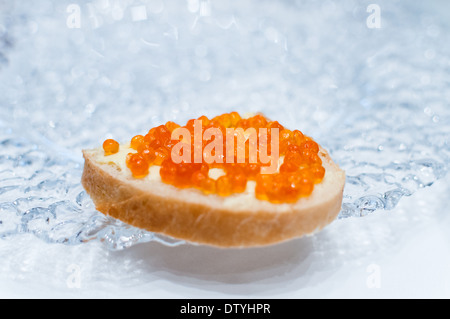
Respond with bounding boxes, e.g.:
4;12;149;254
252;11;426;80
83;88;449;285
103;139;119;155
103;112;326;203
126;153;149;178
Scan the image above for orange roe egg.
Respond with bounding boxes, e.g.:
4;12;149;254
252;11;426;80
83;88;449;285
229;112;241;126
244;163;261;179
130;135;145;150
267;120;284;131
236;118;249;129
191;170;208;188
126;153;149;178
216;175;232;196
153;147;169;165
160;159;177;184
213;113;232;128
139;145;156;164
165;121;180;133
201;177;216;194
248;114;268;129
229;173;247;193
103;139;119;155
279;161;298;173
293;130;305;144
309;164;326;182
197;115;210;127
122;112;326;204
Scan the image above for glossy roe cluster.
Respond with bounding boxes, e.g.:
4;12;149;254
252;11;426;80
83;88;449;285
102;112;325;203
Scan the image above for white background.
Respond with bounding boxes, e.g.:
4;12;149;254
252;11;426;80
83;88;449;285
0;0;449;299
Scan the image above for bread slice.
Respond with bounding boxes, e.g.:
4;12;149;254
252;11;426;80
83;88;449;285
81;145;345;248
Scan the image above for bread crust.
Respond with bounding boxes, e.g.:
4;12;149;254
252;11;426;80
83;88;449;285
81;147;345;248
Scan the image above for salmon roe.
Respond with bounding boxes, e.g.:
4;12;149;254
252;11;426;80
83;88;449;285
103;139;119;155
103;113;326;203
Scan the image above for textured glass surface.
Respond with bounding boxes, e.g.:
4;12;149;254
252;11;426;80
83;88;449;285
0;0;449;250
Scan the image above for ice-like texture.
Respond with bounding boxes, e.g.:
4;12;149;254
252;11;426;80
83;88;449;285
0;0;449;250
